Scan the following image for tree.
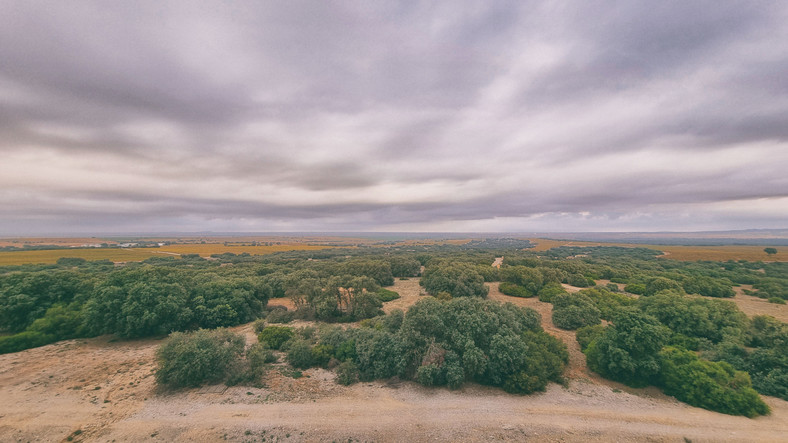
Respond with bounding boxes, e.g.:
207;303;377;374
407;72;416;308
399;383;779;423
155;329;245;388
765;247;778;255
420;264;488;298
584;308;670;387
551;293;601;330
659;346;769;417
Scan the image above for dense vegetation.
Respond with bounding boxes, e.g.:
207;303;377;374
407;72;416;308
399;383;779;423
156;298;568;394
2;239;787;416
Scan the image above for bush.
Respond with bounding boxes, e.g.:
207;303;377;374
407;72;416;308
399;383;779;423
246;342;276;380
155;329;245;389
624;283;646;295
258;326;295;350
335;360;359;385
552;305;600;330
396;297;565;393
420;264;488;298
253;318;267;334
644;277;683;297
584;308;670;387
311;344;334;368
576;325;606;352
382;309;404;332
266;307;295;324
0;331;56;354
768;297;786;305
659;346;770;417
579;287;636;321
501;266;543;294
286;339;315;369
537;282;567;303
639;293;747;344
376;288;400;302
499;282;533;298
566;273;591;288
551;293;601;330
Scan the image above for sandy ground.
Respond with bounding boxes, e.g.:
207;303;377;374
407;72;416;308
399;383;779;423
2;279;788;442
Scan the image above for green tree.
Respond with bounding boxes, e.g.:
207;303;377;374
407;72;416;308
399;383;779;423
585;308;670;387
659;346;769;417
155;329;245;388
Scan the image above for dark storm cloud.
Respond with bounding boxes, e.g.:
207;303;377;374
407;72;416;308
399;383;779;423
1;0;787;234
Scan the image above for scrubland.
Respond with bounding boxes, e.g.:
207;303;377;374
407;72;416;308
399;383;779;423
1;238;788;441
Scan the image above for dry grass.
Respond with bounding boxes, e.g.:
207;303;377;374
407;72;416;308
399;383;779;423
528;238;606;251
653;245;785;262
0;248;162;266
529;238;787;262
0;243;331;266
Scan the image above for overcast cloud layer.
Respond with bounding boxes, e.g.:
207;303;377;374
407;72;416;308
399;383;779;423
1;1;787;234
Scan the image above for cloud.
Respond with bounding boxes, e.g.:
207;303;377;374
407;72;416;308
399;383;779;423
1;1;787;234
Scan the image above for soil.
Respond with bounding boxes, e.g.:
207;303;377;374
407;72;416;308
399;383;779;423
2;279;788;442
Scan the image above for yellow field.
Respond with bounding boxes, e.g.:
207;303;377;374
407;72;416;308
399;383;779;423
528;238;605;251
529;238;786;262
153;243;330;256
650;245;785;262
0;248;162;266
0;243;332;266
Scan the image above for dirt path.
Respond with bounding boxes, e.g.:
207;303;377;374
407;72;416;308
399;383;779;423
382;277;424;313
487;283;589;379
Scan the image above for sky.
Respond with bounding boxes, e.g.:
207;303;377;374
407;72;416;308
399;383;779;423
1;1;787;235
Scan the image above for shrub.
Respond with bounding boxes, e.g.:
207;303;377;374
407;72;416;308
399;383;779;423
576;324;605;352
253;318;267;334
639;293;747;344
155;329;245;389
768;297;786;305
624;283;646;295
247;341;277;379
537;282;567;303
551;293;601;330
499;282;533;298
311;344;334;368
286;339;315;369
335;360;359;385
566;273;590;288
644;277;684;297
376;288;400;302
552;305;600;330
382;309;404;332
659;346;770;417
266;307;295;324
0;331;56;354
584;308;670;387
501;266;543;294
579;287;636;321
420;264;488;298
258;326;295;350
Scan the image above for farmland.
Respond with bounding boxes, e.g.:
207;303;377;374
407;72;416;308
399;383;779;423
529;238;787;262
0;242;333;266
